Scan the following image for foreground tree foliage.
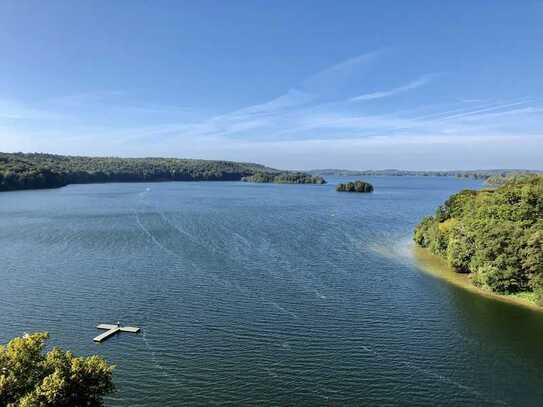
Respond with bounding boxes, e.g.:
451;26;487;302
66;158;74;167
0;333;114;406
241;171;326;184
0;152;283;192
414;175;543;303
336;180;374;193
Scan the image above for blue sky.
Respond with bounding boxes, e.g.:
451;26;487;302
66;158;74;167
1;0;542;170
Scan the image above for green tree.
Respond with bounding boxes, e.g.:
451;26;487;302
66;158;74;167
0;333;114;407
522;222;543;280
435;189;477;222
413;175;543;299
531;274;543;306
336;180;373;192
413;216;436;248
446;222;474;272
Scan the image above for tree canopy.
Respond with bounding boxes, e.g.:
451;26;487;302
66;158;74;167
414;175;543;303
241;171;326;184
0;152;282;192
336;181;374;193
0;333;114;406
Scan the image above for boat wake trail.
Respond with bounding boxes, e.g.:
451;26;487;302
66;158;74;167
154;203;223;256
141;330;183;387
141;330;169;378
133;190;303;317
133;208;180;259
267;300;299;319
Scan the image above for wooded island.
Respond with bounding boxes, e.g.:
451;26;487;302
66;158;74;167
336;180;374;193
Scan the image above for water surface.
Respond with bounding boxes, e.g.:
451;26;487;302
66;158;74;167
1;177;542;406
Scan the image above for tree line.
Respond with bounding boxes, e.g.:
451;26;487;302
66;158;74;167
241;172;326;184
0;153;294;192
414;175;543;303
309;168;541;180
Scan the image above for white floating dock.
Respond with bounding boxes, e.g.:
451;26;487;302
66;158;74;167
119;326;140;333
93;327;120;342
94;323;140;342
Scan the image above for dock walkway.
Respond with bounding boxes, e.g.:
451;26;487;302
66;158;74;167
93;323;140;342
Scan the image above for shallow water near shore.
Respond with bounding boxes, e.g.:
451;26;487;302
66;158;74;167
412;246;542;312
2;176;543;406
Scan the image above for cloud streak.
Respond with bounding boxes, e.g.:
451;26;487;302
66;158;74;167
350;73;436;102
1;51;542;170
0;99;65;121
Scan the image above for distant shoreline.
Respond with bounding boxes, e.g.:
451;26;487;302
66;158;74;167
308;168;542;180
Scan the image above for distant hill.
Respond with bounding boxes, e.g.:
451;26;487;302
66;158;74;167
308;168;542;180
0;152;287;192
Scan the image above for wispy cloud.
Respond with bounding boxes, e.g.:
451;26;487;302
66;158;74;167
433;100;530;121
47;90;126;107
301;51;383;95
0;99;65;121
2;51;542;170
350;73;436;102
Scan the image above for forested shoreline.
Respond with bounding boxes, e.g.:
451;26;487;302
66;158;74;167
309;168;541;180
0;152;288;192
413;175;543;304
241;172;326;184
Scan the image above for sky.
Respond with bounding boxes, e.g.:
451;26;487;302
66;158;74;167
1;0;542;170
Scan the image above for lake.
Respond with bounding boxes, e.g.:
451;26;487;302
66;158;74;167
1;176;543;406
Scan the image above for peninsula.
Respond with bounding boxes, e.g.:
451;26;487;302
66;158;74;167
413;175;543;305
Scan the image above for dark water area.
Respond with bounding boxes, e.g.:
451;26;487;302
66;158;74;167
1;176;543;406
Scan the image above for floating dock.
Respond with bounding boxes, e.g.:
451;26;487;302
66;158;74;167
93;323;140;342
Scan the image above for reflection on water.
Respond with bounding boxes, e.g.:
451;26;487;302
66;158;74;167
411;247;543;391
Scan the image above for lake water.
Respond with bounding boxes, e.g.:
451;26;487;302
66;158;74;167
1;176;543;406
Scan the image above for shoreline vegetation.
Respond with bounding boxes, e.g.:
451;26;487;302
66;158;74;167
241;172;326;184
413;174;543;306
0;152;323;192
309;168;542;181
3;152;539;193
336;180;374;192
413;246;542;312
